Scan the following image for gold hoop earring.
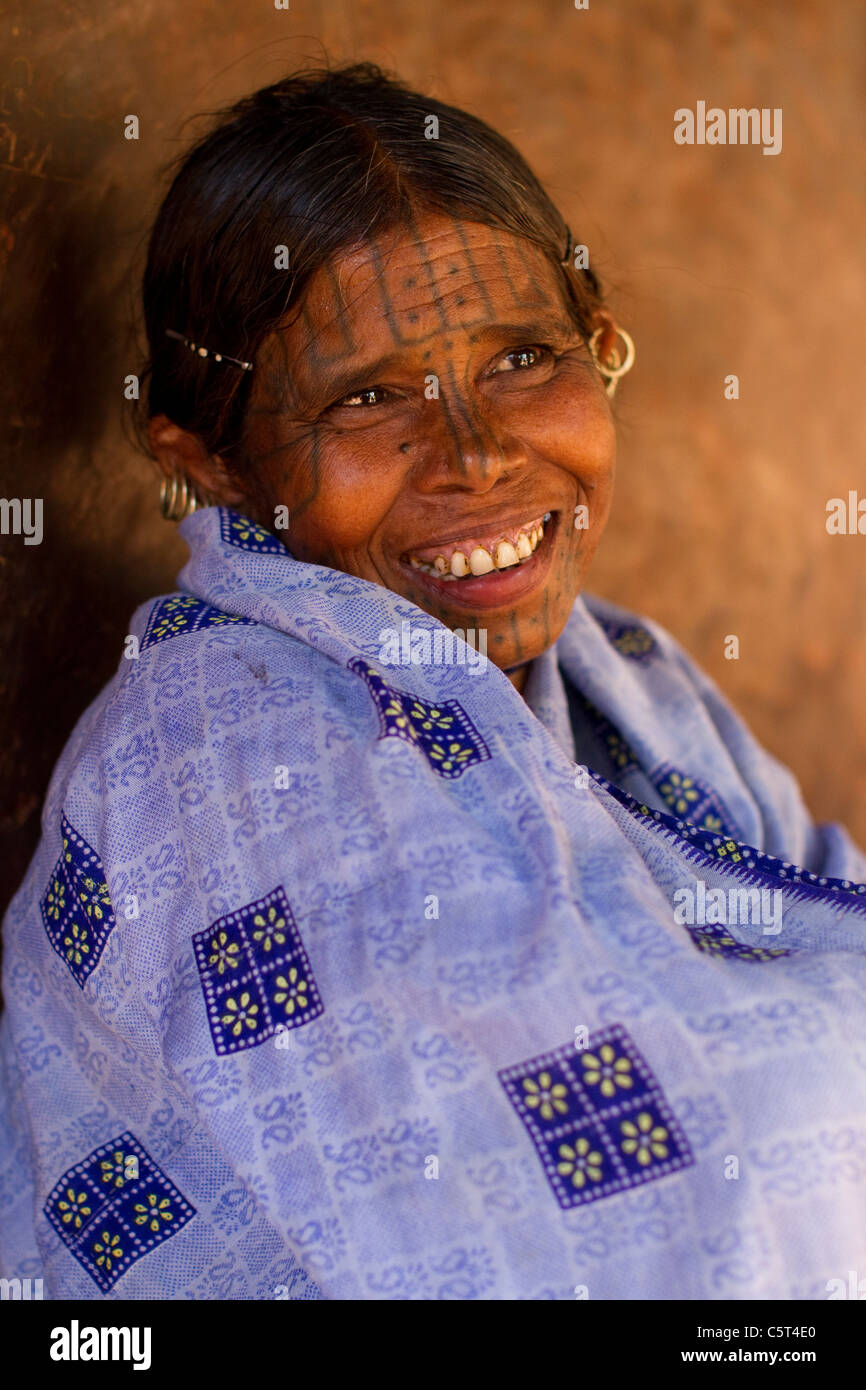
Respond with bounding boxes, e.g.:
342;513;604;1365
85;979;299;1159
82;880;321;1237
159;472;210;521
588;326;636;398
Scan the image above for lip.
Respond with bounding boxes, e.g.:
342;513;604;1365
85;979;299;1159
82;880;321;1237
396;510;561;610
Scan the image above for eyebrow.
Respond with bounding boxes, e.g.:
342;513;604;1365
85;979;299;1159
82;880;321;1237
310;314;580;405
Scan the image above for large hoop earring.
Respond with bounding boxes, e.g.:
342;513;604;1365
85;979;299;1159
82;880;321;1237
588;326;636;398
159;472;210;521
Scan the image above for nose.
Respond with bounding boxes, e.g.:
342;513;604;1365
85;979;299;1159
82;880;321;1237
416;390;525;491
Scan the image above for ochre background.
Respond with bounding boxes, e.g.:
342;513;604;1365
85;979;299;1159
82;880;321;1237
1;0;864;915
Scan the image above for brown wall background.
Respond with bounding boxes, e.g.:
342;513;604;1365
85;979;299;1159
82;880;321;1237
1;0;864;915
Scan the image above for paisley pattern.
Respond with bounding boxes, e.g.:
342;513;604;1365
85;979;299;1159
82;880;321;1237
2;506;866;1300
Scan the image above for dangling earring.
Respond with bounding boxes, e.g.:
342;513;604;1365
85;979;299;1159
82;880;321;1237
588;326;636;398
159;471;211;521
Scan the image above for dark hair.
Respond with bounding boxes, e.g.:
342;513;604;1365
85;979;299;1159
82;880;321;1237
137;61;605;469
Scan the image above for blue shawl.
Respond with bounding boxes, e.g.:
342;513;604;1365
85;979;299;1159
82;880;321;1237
2;505;866;1300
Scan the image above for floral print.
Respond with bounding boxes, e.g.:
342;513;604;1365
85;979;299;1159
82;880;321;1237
580;1044;633;1098
557;1137;604;1189
522;1071;569;1121
274;968;308;1017
620;1112;669;1166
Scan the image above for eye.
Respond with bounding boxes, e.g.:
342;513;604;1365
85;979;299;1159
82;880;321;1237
491;344;555;373
334;386;390;409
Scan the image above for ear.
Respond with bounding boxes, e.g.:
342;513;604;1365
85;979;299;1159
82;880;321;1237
147;415;248;507
588;309;622;368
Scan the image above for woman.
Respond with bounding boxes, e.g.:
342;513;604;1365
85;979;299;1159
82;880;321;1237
2;63;865;1301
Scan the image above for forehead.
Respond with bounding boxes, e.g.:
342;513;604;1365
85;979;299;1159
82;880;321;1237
274;214;572;384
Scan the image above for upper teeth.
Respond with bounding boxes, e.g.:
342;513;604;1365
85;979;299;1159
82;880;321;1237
408;512;552;579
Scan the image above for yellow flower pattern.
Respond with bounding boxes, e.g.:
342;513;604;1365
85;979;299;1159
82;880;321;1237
133;1193;174;1234
43;815;117;985
93;1231;123;1271
621;1112;669;1166
57;1187;92;1230
220;992;260;1036
557;1137;604;1189
252;905;287;952
659;772;700;816
63;921;90;967
100;1150;132;1188
196;887;322;1053
47;1131;196;1290
208;930;240;974
502;1028;695;1209
45;875;66;920
350;658;490;781
274;967;308;1016
522;1072;569;1121
581;1044;633;1098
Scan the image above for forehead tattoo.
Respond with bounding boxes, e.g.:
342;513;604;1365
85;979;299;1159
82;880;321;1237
249;217;577;495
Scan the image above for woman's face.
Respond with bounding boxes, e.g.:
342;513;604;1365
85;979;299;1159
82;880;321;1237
239;212;617;678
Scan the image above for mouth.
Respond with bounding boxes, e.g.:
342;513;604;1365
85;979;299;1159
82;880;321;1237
396;509;561;609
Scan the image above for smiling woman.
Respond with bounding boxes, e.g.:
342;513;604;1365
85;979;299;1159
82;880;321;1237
2;62;866;1303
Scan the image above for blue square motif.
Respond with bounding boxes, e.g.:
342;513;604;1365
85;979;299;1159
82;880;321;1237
40;814;117;988
219;508;287;555
650;762;736;838
349;658;491;780
498;1024;694;1210
193;886;323;1055
598;618;659;663
44;1132;195;1291
140;594;254;651
686;921;792;963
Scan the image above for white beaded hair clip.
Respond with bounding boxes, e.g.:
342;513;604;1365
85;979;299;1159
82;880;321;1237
165;328;254;372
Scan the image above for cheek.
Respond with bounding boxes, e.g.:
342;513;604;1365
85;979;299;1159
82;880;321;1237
497;375;615;477
287;440;408;557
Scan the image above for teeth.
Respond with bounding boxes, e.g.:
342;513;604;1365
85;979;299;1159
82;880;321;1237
408;512;553;579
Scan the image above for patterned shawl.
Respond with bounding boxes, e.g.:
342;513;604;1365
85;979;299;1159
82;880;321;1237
2;505;866;1300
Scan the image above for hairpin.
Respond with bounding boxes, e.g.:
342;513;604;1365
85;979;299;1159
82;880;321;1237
164;328;254;372
560;227;573;267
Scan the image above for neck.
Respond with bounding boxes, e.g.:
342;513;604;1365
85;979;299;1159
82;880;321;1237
506;662;530;695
